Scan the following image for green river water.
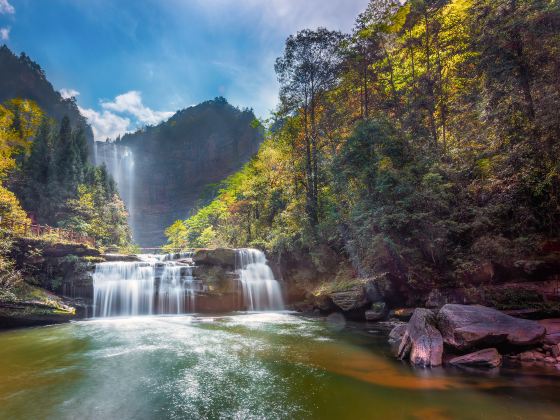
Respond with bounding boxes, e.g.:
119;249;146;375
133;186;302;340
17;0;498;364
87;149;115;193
1;312;559;419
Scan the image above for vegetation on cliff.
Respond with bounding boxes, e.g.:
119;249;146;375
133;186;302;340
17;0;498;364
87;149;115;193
0;66;131;305
98;96;263;247
165;0;560;298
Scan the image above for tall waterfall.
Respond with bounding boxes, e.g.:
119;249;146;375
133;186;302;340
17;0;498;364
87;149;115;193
236;249;284;311
93;254;198;317
94;141;136;241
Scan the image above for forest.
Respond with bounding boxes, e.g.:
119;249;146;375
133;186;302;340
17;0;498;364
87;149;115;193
0;98;131;298
165;0;560;297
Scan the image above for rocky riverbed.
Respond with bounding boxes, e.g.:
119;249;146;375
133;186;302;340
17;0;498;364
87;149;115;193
388;303;560;371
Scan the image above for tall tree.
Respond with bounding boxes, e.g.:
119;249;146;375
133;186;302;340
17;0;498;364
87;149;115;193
275;28;345;226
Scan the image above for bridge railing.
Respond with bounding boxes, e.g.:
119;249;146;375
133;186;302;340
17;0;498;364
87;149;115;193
138;247;195;254
0;218;96;247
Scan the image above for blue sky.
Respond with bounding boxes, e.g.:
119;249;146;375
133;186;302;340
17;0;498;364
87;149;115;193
1;0;369;140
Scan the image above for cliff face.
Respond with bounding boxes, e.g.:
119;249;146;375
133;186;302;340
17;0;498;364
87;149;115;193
95;98;263;246
0;45;94;151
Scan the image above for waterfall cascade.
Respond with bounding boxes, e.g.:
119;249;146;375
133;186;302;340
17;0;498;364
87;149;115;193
92;249;284;317
236;249;285;311
93;253;198;317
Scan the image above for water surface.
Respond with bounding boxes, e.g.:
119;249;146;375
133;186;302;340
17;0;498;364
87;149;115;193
1;313;559;419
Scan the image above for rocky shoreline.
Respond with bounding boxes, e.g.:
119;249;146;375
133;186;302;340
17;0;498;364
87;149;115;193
386;303;560;371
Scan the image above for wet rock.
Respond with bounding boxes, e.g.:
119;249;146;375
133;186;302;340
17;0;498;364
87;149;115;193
551;344;560;358
398;308;443;367
388;323;407;357
193;248;236;268
365;302;388;321
329;287;368;312
545;356;556;364
449;348;502;368
437;304;546;351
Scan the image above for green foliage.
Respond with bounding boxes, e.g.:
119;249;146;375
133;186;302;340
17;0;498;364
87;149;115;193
165;0;560;292
2;100;132;248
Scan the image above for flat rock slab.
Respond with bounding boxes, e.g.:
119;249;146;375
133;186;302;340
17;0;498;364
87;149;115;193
449;348;502;368
329;287;368;312
398;308;443;367
193;248;236;267
438;304;545;351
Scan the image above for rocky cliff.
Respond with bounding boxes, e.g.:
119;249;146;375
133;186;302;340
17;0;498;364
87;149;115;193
95;98;263;246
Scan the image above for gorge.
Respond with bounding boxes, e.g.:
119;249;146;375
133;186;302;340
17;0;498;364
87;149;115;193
94;98;263;247
1;0;560;418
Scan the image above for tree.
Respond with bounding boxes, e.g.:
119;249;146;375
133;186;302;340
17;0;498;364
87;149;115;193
163;220;189;252
275;28;345;226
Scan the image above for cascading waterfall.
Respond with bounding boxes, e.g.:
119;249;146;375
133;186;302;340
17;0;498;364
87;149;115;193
93;253;197;317
94;141;136;241
236;248;284;311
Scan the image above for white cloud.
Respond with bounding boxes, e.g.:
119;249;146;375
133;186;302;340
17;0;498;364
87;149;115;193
79;107;131;141
0;0;14;15
190;0;368;34
79;90;173;140
60;88;80;99
0;27;9;41
101;90;173;126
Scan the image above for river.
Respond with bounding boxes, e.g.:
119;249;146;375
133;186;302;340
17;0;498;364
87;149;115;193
1;313;560;419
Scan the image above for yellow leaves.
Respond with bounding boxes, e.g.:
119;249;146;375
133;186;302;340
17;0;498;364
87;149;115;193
387;3;411;34
0;99;43;155
378;156;394;172
0;182;30;232
0;99;43;178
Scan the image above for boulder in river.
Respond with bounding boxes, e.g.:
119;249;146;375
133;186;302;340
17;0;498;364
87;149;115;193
449;348;502;368
437;304;546;351
397;308;443;367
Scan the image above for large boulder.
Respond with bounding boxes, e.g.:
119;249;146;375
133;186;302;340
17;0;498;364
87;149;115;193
193;248;236;268
449;348;502;368
329;287;368;312
437;304;546;351
398;308;443;367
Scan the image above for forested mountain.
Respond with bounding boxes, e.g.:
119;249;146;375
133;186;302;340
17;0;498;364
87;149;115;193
0;45;95;156
0;99;131;249
165;0;560;305
96;97;263;246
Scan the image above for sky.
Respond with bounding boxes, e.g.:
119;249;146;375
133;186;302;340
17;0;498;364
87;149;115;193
0;0;369;140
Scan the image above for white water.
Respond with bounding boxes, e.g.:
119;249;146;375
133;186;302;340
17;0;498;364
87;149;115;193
93;249;284;316
93;253;197;317
94;141;136;241
236;249;284;311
